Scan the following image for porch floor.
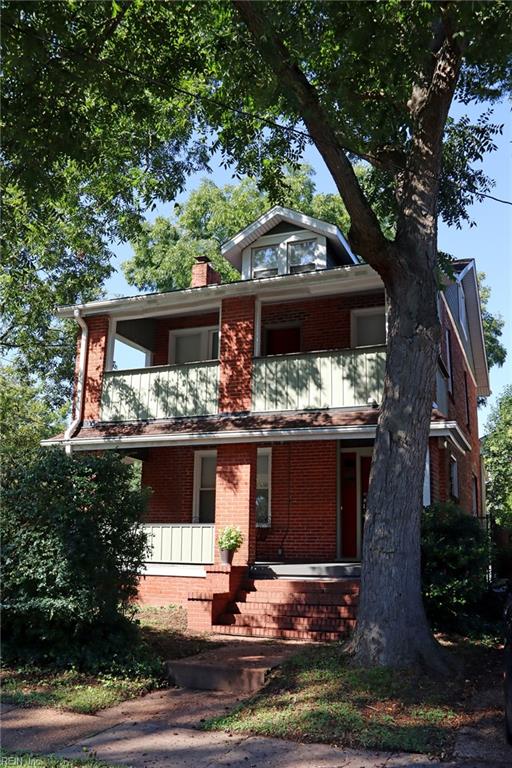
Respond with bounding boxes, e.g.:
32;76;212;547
250;561;361;579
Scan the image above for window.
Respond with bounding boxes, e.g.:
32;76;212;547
423;450;431;507
287;240;317;274
193;451;216;523
464;371;470;428
351;308;386;347
445;328;453;394
169;326;219;365
256;448;271;527
472;474;479;517
449;455;459;500
264;325;301;356
252;245;279;278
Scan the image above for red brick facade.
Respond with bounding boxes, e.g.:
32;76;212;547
218;296;255;412
83;315;109;422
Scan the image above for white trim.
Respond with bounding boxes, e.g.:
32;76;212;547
423;449;431;507
143;563;206;577
350;306;386;348
56;264;379;320
221;205;358;268
169;325;219;365
441;293;477;390
256;447;272;528
192;450;217;523
105;317;117;372
43;419;471;455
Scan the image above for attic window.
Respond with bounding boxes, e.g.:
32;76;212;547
252;245;278;278
287;240;317;274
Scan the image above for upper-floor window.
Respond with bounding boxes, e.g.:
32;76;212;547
351;307;386;348
169;326;219;365
287;240;317;274
445;328;453;394
252;245;279;278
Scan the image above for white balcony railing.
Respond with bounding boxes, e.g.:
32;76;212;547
100;361;219;422
143;523;215;565
252;347;386;412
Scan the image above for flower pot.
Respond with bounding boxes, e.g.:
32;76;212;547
220;548;234;565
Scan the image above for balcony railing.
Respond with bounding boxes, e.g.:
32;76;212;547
143;523;215;564
252;347;386;412
100;361;219;422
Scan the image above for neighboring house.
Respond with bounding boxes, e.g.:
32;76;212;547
43;207;489;640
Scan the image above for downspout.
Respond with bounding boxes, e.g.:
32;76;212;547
64;309;88;454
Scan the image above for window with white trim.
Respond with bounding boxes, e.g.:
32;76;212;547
351;308;386;348
169;326;219;365
471;474;479;516
423;450;431;507
449;455;459;500
252;245;279;278
287;240;317;274
193;451;216;523
256;448;271;527
445;328;453;394
464;371;470;428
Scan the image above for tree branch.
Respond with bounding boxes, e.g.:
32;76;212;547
232;0;391;271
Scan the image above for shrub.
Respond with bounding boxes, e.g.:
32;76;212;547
421;502;490;630
1;449;150;667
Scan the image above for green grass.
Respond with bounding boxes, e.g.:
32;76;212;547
203;637;503;755
1;605;220;715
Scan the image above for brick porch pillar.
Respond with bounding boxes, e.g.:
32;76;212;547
214;443;257;566
83;315;110;422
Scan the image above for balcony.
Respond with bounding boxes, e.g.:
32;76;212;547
100;361;219;422
252;347;386;412
144;523;215;564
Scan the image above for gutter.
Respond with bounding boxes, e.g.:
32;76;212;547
63;310;88;454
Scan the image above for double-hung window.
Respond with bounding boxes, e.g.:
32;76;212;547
256;448;271;527
193;451;216;523
445;328;453;395
287;240;317;274
169;326;219;365
252;245;279;278
449;455;459;501
351;308;386;348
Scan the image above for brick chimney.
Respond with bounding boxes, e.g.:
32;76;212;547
191;255;221;288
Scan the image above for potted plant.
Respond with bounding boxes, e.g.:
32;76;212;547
217;525;244;565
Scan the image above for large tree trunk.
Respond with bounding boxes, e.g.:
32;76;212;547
348;263;448;672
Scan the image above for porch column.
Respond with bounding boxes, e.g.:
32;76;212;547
215;443;256;566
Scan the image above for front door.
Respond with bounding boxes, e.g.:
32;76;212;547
339;450;372;559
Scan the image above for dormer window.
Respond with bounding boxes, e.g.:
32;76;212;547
252;245;279;278
288;240;317;274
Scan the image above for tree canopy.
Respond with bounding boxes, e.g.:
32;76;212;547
2;0;511;670
483;385;512;528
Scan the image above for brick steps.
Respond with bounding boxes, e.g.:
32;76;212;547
214;577;359;642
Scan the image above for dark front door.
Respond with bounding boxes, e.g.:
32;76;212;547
340;452;372;559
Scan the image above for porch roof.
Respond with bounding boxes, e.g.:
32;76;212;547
42;407;468;453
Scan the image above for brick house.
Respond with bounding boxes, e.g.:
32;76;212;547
44;207;490;640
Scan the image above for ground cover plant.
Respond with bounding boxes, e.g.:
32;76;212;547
0;606;220;714
203;636;504;755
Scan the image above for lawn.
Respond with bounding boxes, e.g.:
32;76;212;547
1;605;220;715
203;634;505;756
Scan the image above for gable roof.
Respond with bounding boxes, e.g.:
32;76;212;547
221;205;359;270
444;259;490;397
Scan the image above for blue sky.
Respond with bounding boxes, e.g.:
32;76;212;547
106;99;511;434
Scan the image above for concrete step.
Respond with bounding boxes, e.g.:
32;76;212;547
211;624;348;641
230;601;357;619
250;562;362;579
219;613;357;633
166;641;297;693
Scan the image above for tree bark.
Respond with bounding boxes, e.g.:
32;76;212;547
234;1;463;672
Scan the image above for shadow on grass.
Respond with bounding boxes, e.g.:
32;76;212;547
202;638;504;755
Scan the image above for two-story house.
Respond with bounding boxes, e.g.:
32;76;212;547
43;207;489;640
